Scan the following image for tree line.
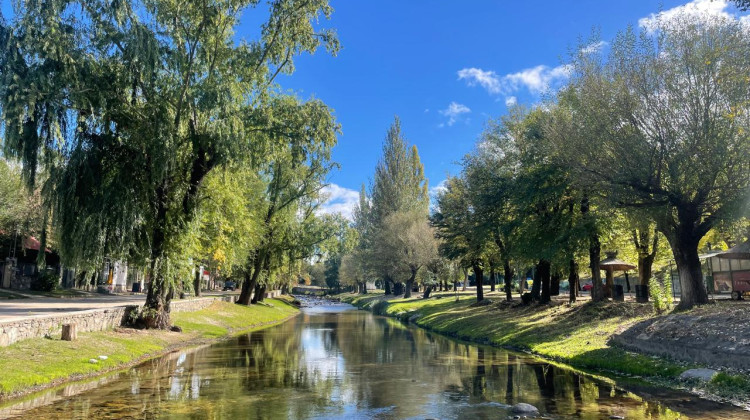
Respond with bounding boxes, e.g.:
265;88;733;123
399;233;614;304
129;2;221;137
340;10;750;309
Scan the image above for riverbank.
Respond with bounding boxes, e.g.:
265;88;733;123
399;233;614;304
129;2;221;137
339;291;750;410
0;298;299;400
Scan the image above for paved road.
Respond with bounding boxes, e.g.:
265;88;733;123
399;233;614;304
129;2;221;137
0;294;147;322
0;290;242;322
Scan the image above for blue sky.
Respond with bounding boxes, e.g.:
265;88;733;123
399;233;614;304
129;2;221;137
266;0;748;219
3;0;747;219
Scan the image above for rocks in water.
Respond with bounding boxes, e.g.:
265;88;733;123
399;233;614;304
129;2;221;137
510;403;539;415
679;368;718;381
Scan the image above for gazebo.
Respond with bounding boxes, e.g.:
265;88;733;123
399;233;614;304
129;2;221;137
600;251;636;301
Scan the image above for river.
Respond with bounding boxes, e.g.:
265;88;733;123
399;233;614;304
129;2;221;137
0;301;745;419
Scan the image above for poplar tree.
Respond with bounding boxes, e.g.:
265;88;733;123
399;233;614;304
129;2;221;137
367;117;429;295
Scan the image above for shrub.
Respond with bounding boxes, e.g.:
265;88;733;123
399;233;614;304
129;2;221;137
31;270;59;292
649;271;673;313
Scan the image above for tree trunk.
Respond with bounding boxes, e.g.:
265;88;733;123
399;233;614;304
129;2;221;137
237;256;262;305
551;271;561;296
531;263;541;301
384;277;392;295
141;185;172;328
193;266;201;297
589;233;606;302
634;228;658;287
143;275;171;329
472;263;484;302
624;272;631;293
393;282;404;296
539;259;551;304
423;285;433;299
503;259;513;301
604;269;614;298
258;284;267;302
251;282;263;304
666;226;708;309
404;271;416;298
568;259;578;303
489;263;496;292
462;268;468;291
582;194;606;302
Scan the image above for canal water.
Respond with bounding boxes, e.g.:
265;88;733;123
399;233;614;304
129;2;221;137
0;302;745;419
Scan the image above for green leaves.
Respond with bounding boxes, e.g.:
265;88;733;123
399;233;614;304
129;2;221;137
1;0;340;314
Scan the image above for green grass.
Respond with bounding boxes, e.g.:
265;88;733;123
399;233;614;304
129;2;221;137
0;299;298;397
708;372;750;398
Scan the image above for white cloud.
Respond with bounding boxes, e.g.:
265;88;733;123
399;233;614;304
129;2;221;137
318;183;359;220
429;179;448;209
457;68;502;94
505;96;517;107
503;64;572;95
439;101;471;126
580;40;608;54
458;64;572;97
639;0;734;32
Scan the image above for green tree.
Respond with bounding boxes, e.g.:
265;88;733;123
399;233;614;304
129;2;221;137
187;166;265;296
431;176;490;302
366;117;429;295
235;119;338;304
557;13;750;308
0;159;41;240
376;209;437;298
0;0;339;327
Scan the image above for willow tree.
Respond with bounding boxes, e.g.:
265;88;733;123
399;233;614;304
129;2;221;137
236;112;338;305
0;0;339;327
188;166;266;296
556;12;750;308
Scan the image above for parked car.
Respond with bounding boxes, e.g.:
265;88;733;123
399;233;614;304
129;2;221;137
223;281;237;291
581;282;593;292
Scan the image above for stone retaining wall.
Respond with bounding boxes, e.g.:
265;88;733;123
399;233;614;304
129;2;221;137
171;297;217;313
0;297;219;347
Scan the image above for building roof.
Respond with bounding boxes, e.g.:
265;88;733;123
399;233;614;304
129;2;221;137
716;240;750;260
599;251;636;271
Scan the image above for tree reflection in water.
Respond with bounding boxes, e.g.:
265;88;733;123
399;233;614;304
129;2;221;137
4;307;743;419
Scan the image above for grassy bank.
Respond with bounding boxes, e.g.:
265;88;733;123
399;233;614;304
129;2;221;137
340;291;750;408
0;298;298;399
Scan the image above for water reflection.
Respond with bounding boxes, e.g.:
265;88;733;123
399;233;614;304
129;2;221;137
0;306;744;419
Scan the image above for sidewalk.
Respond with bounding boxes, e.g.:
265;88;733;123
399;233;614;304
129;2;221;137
0;293;146;322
